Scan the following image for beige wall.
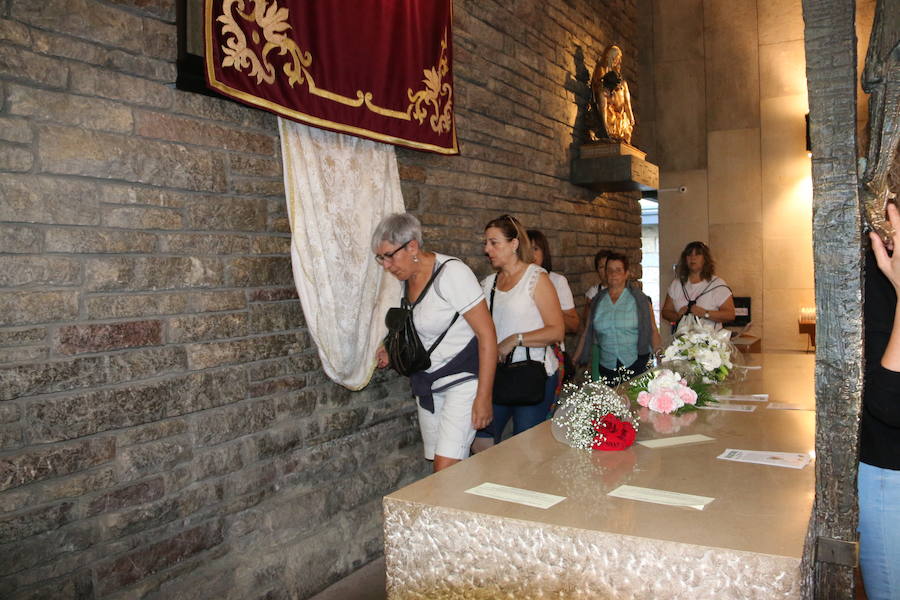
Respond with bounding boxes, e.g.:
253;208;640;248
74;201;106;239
650;0;877;351
651;0;815;351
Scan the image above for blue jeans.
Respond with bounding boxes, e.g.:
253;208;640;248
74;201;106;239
477;371;558;443
858;461;900;600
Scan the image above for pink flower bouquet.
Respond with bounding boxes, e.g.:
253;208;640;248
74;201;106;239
626;367;715;416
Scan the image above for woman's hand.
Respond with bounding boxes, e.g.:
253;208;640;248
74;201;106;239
871;203;900;292
375;345;389;369
471;396;492;430
498;335;518;361
689;304;706;318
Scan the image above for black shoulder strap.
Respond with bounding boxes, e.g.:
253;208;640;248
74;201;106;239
431;258;460;303
693;277;732;302
405;258;461;357
404;258;452;308
489;273;498;314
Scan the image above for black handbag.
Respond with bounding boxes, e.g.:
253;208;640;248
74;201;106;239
384;260;458;377
493;347;547;406
488;274;548;406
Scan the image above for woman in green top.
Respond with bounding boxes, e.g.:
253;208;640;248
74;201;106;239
575;253;661;384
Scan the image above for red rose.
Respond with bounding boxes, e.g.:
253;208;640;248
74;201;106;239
591;413;636;451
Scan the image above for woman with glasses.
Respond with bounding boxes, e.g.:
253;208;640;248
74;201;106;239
372;213;497;472
575;252;661;384
660;241;735;331
472;215;564;450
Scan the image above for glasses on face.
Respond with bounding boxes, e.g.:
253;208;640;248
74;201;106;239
374;240;411;264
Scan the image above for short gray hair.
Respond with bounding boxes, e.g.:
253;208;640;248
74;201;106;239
370;212;423;253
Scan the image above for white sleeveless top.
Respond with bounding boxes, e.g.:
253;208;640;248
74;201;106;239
482;264;559;375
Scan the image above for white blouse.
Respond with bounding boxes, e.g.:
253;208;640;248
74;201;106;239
482;264;558;375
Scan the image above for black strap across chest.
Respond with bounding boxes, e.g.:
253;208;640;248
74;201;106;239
404;259;460;356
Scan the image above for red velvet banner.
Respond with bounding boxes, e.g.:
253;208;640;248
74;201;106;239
204;0;457;154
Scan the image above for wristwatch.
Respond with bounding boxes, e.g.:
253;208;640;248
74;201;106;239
704;311;710;319
517;333;524;346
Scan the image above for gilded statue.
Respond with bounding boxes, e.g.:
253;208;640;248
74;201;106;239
588;44;635;145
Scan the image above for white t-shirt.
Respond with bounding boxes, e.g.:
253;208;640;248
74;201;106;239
406;254;484;374
548;271;575;310
585;283;606;302
482;264;558;375
666;276;733;328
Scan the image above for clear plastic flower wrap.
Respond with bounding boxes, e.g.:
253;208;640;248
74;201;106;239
661;316;744;384
621;362;716;416
551;378;639;451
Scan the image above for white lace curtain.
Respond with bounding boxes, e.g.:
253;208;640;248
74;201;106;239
279;118;404;390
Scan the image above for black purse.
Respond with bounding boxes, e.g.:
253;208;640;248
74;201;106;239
384;260;458;377
488;274;548;406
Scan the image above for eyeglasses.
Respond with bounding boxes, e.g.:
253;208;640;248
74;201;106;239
374;240;412;264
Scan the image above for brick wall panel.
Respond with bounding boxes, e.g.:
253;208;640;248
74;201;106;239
39;125;226;192
28;28;174;81
0;141;31;171
25;368;247;444
85;292;189;319
0;225;42;253
134;110;277;155
0;256;80;287
0;0;642;597
0;346;187;401
68;62;173;110
0;289;79;326
0;115;30;143
0;43;68;89
11;0;174;61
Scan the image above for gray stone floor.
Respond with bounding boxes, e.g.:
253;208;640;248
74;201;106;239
310;557;386;600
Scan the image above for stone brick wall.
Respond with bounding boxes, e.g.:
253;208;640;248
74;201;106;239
0;1;642;598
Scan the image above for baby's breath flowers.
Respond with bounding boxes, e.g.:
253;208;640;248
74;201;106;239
552;379;638;451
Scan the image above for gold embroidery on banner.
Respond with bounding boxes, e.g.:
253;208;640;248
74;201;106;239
407;36;453;133
216;0;453;133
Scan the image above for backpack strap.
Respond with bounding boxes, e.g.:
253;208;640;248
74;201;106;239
405;258;453;308
404;258;461;358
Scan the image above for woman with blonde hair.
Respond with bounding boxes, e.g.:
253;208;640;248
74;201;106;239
473;215;564;449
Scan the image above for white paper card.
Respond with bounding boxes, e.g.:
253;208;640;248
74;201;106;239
638;434;715;448
698;404;757;412
713;393;769;402
717;449;811;469
608;485;714;510
766;402;808;411
464;482;566;509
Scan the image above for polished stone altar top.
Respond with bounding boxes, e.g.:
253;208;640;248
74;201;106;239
387;352;815;560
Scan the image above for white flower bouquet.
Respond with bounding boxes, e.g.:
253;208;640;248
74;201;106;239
661;316;737;384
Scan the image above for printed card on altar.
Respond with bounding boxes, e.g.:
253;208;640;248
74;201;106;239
698;404;757;412
638;434;714;448
713;393;769;402
766;402;810;411
607;485;714;510
464;482;566;509
717;449;811;469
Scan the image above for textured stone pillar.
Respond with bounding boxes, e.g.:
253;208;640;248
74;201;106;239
801;0;862;597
